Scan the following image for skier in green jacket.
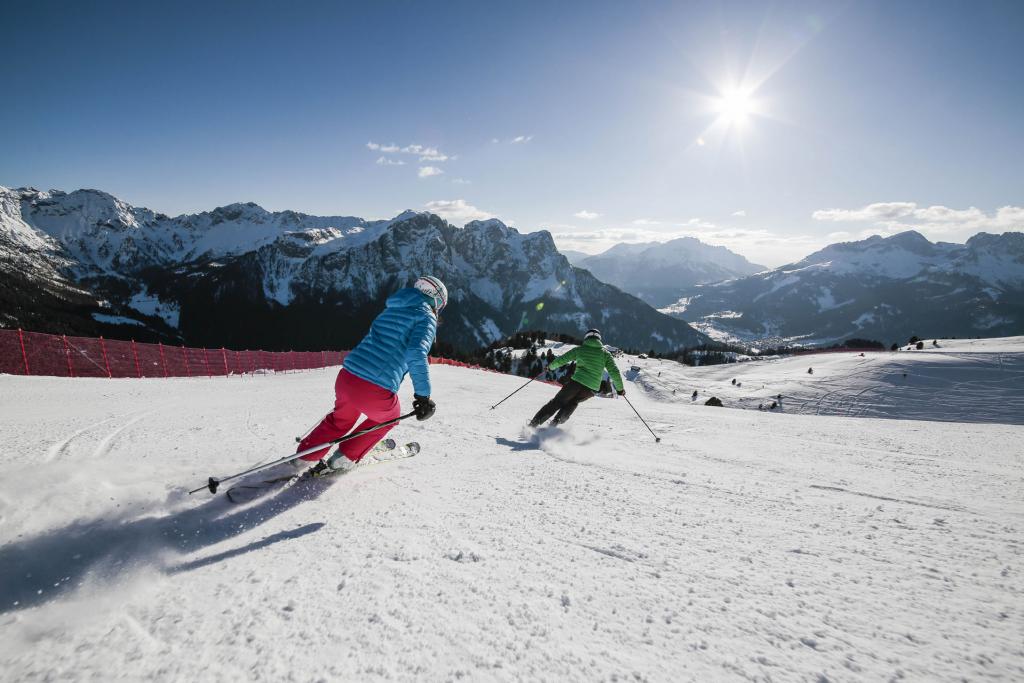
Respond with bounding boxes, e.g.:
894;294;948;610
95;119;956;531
529;329;625;427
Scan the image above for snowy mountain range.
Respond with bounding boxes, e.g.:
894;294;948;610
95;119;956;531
664;230;1024;346
0;187;708;352
573;238;766;307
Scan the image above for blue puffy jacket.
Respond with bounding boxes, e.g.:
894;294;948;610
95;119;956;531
343;288;437;396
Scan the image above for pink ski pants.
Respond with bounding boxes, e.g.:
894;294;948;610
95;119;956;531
296;369;400;464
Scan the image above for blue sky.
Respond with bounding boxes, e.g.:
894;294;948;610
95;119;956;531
2;0;1022;266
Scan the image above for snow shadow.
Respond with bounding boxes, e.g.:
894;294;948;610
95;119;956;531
0;479;335;614
495;435;542;452
495;426;576;453
166;522;325;574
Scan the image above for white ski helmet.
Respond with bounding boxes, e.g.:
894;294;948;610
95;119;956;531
584;328;602;342
415;275;448;312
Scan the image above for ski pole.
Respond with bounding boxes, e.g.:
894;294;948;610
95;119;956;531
295;412;329;443
490;373;544;410
622;394;661;443
189;410;417;495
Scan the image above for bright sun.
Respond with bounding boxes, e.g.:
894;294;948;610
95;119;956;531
714;87;755;126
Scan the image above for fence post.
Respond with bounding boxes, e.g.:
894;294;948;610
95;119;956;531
100;336;112;378
203;348;212;378
182;345;191;377
62;335;74;377
221;347;229;377
17;328;30;375
131;339;142;378
158;342;168;377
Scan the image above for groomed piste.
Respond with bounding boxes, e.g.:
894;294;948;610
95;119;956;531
1;338;1022;680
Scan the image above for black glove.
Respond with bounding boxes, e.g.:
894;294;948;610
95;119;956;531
413;394;436;421
617;389;626;396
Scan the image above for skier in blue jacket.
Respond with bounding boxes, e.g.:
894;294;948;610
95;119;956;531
296;276;447;476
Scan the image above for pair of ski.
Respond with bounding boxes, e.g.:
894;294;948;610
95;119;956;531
226;439;420;504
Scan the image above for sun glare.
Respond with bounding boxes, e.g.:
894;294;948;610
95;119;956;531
714;87;756;126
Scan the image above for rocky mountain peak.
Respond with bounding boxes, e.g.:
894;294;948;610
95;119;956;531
1;186;710;351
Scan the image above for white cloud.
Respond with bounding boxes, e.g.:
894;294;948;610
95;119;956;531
574;210;601;220
684;217;718;230
376;156;406;166
418;166;444;178
452;178;472;185
424;199;494;224
632;218;662;226
911;205;985;223
400;144;440;156
493;135;534;144
368;141;448;161
812;202;917;222
812;201;1024;242
732;210;747;217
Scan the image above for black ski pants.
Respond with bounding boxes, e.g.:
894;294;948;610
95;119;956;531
531;380;595;426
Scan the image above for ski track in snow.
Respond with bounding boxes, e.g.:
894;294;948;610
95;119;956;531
0;341;1022;681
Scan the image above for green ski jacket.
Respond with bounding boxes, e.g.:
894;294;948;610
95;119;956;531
547;337;624;392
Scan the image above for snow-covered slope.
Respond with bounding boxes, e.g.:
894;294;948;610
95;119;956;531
1;187;707;352
576;237;766;307
664;230;1024;345
616;336;1024;424
1;340;1021;680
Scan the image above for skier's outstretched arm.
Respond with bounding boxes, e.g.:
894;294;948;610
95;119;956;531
405;314;437;398
604;352;625;393
547;347;579;372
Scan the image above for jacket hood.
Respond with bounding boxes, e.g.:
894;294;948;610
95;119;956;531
386;287;433;310
582;337;604;349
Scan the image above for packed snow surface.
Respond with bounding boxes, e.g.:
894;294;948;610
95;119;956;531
623;336;1024;424
1;341;1022;681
